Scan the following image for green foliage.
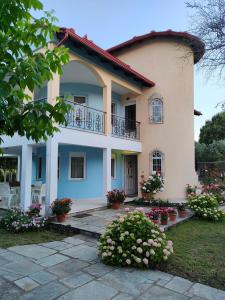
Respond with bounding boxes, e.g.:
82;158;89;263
0;0;70;146
188;194;225;221
106;190;125;204
98;210;173;268
51;198;72;215
199;112;225;144
0;208;47;232
195;140;225;162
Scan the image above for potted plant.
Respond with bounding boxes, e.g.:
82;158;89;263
51;198;72;222
160;209;168;225
28;203;42;218
107;189;125;209
168;207;177;222
140;172;164;201
146;210;160;224
177;203;188;218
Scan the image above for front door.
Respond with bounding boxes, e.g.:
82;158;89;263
125;155;138;196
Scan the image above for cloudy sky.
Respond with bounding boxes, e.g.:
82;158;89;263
35;0;225;140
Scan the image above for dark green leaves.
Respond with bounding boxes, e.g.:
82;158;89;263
0;0;70;145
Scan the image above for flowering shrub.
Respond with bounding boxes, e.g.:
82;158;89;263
98;210;173;268
0;208;47;233
107;189;125;205
51;198;72;215
202;183;225;203
188;194;225;222
28;203;42;217
141;172;164;196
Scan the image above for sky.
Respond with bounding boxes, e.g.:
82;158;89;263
35;0;225;140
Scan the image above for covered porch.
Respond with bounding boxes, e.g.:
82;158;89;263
0;143;139;214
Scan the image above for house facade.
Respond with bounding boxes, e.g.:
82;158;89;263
0;28;204;212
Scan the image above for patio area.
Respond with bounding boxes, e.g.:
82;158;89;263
0;233;224;300
52;205;193;237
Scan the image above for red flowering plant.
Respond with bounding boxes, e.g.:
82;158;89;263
106;189;125;205
167;207;177;215
145;209;160;221
160;209;169;222
51;198;72;216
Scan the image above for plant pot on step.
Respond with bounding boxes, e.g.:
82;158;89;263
152;219;159;224
112;202;121;210
169;213;177;222
178;210;188;218
160;219;168;225
56;213;67;223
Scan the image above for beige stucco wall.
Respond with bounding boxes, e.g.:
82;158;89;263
116;39;198;201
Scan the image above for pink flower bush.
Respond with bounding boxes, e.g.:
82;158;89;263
98;210;173;268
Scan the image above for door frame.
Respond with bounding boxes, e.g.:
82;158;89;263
124;154;138;196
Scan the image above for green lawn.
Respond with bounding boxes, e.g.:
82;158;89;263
160;219;225;290
0;228;74;248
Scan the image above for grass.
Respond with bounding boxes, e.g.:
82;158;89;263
0;228;74;248
159;219;225;290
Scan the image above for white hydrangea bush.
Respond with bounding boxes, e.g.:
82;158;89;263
98;210;173;268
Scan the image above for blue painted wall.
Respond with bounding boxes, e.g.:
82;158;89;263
32;147;46;183
58;145;103;199
111;151;124;190
34;83;123;117
31;145;124;198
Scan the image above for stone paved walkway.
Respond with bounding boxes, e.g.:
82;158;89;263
52;206;193;237
0;234;224;300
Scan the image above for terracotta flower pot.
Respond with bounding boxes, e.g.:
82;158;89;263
112;202;121;209
142;192;154;201
56;213;67;222
152;219;159;224
178;210;188;218
169;213;177;222
161;219;168;225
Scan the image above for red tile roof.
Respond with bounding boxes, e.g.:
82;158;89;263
56;28;155;88
108;30;205;64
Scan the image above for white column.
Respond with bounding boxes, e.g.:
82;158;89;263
21;144;32;210
103;148;111;201
103;80;112;135
45;138;58;214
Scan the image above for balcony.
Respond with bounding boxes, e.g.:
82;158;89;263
65;101;106;134
111;114;140;140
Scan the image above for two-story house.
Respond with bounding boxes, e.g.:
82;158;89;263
0;28;204;213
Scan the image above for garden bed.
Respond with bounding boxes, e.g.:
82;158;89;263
159;219;225;290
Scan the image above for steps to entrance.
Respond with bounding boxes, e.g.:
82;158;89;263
51;206;193;238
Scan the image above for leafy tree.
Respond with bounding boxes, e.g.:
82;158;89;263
199;112;225;144
0;0;70;147
195;140;225;162
187;0;225;76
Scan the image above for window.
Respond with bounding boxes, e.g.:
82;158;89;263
73;96;86;105
150;99;163;123
69;153;86;180
37;157;42;179
152;151;163;177
111;156;116;179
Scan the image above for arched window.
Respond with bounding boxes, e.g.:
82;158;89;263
150;98;163;123
152;151;164;176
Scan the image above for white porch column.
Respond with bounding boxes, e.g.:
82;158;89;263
103;79;112;135
21;144;32;210
103;148;111;200
45;138;58;213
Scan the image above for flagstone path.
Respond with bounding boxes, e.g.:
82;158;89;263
0;234;224;300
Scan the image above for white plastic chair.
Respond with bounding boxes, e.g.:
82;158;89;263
0;183;13;208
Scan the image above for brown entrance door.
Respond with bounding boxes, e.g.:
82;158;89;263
125;155;138;196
